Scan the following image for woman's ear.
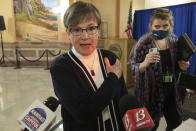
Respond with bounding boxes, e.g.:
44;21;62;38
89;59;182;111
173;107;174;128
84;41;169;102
66;28;71;40
66;28;69;34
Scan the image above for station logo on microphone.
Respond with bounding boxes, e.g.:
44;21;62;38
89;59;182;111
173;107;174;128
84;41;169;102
18;99;56;131
22;108;46;131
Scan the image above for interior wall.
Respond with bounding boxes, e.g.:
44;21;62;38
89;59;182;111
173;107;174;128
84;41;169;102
145;0;196;9
0;0;70;42
59;0;70;43
132;0;145;21
0;0;16;42
120;0;131;38
132;0;196;27
0;0;133;42
92;0;116;38
132;0;196;16
93;0;132;38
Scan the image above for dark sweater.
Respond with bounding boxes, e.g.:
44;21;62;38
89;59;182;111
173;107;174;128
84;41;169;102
50;49;128;131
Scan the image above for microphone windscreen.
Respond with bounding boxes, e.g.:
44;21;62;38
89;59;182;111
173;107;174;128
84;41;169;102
43;96;59;112
119;95;141;116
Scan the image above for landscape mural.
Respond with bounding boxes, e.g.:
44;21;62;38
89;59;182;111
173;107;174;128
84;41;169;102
14;0;59;42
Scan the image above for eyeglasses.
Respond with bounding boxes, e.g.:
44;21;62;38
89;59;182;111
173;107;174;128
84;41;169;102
70;26;99;36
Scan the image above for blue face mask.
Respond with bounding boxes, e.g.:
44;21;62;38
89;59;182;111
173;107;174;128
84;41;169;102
152;30;169;40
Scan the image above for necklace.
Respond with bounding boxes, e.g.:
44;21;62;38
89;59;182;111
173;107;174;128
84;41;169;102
86;53;96;76
155;39;168;50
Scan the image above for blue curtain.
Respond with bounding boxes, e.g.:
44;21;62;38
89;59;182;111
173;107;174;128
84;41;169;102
133;2;196;75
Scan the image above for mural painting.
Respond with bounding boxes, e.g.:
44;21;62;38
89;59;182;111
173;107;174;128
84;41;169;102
14;0;59;42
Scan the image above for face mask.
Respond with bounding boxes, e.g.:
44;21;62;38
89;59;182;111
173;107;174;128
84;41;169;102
152;30;169;40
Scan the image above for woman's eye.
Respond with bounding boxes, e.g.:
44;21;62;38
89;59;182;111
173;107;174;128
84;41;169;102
73;28;81;32
88;26;96;31
154;25;160;29
163;25;168;28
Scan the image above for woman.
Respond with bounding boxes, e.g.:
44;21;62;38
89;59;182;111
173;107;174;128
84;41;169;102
128;8;190;131
50;1;128;131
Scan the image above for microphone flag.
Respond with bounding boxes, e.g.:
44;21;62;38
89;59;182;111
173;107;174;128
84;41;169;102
122;107;154;131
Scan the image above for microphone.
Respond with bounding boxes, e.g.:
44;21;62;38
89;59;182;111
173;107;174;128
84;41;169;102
119;95;155;131
18;96;59;131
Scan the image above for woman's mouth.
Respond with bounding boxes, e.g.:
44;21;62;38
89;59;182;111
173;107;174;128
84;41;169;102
80;43;91;46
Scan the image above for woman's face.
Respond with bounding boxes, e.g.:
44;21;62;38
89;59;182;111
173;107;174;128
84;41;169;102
67;18;100;56
151;18;170;31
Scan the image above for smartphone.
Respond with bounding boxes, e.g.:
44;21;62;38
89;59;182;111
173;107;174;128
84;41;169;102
149;48;158;53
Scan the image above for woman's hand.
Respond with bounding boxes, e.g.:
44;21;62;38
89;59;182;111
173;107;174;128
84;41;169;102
139;52;160;72
104;57;122;79
178;60;190;71
186;88;196;95
143;52;160;66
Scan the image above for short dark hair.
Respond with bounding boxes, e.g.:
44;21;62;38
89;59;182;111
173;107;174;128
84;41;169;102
63;1;101;30
149;8;174;32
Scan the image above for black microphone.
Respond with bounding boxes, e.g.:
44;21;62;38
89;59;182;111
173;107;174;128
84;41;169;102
18;96;59;131
43;96;59;112
119;95;155;131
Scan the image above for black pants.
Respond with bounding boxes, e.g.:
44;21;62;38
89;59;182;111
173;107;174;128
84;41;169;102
151;87;182;131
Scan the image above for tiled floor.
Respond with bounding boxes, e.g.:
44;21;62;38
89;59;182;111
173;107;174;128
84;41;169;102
0;67;62;131
2;67;196;131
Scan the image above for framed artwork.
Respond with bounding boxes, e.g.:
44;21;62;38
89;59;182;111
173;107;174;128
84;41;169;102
14;0;59;42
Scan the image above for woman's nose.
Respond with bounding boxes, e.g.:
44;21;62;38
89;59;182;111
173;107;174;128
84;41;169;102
81;30;89;38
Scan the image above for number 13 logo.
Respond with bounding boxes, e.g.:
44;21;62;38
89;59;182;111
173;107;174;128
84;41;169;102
136;109;146;122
